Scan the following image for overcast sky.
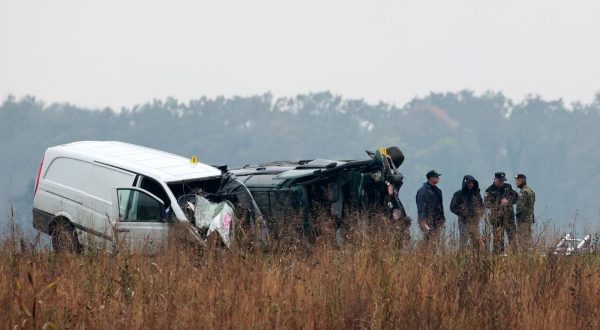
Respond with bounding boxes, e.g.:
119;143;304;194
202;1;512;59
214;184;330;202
1;0;599;109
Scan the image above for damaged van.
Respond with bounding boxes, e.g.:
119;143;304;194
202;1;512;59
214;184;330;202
32;141;267;252
230;147;411;244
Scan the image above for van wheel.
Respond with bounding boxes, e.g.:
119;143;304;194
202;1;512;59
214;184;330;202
51;218;81;253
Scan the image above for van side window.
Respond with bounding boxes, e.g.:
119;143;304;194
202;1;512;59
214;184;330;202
140;177;171;208
117;189;164;222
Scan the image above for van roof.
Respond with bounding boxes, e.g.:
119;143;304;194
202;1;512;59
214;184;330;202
49;141;222;182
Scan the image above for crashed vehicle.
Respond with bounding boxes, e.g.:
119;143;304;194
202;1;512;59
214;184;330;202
32;141;267;252
553;233;594;255
230;147;411;243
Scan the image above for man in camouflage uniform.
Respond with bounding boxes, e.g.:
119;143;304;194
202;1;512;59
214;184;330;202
484;172;518;254
515;174;535;252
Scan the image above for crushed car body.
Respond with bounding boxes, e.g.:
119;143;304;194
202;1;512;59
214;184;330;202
553;233;593;255
230;147;411;243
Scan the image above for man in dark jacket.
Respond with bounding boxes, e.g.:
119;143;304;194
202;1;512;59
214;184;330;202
450;175;484;251
484;172;518;254
416;170;445;241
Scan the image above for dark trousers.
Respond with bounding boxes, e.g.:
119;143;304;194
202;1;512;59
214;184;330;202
492;223;506;254
458;217;480;251
506;218;516;248
424;222;444;242
490;213;516;254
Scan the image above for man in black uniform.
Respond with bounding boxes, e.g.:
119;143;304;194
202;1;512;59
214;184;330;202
416;170;445;241
484;172;518;254
450;175;484;251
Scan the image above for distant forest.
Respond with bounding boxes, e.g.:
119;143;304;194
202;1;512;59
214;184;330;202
2;91;599;232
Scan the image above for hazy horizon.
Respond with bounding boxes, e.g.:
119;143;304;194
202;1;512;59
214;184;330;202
2;0;600;109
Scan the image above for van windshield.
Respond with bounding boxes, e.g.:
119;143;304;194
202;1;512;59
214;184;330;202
167;177;222;204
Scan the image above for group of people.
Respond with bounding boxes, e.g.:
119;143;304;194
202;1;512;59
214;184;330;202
415;170;536;254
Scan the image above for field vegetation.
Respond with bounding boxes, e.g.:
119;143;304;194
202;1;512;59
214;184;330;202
1;214;599;329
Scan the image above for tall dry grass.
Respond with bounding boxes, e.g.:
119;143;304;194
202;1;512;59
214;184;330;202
1;214;599;329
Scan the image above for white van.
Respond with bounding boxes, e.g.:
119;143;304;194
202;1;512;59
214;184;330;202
32;141;227;252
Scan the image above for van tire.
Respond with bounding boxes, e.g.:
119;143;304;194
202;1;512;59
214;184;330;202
51;218;81;253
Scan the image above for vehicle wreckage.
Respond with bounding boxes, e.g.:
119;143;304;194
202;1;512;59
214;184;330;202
553;233;594;255
173;170;269;247
33;141;409;252
230;147;411;244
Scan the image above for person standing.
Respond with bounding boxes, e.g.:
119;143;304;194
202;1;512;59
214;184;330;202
416;170;445;241
484;172;518;254
450;175;484;251
515;174;535;252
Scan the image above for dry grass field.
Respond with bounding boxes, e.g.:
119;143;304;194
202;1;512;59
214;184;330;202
1;217;599;329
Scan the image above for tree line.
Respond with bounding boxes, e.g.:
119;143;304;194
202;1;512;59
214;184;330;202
1;91;599;232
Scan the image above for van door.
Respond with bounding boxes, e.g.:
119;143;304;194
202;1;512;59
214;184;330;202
112;187;168;252
87;163;136;250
